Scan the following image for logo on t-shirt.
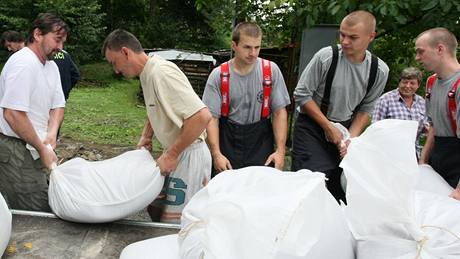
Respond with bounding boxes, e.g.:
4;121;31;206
257;90;264;103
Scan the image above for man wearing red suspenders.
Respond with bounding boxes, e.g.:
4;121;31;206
202;22;290;173
416;27;460;200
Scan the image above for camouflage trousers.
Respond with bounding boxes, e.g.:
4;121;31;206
0;133;50;212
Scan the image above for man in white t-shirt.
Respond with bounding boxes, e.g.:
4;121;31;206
102;29;212;223
0;13;68;212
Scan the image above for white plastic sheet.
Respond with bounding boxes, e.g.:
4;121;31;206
417;164;453;196
49;149;164;223
341;119;460;258
0;193;12;256
179;166;354;259
119;234;180;259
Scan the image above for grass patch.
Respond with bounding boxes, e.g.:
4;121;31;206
60;80;148;146
60;62;161;150
77;62;122;87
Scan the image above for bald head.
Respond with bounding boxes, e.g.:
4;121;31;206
416;27;457;58
342;10;376;34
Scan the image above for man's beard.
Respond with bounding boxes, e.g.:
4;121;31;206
46;50;59;60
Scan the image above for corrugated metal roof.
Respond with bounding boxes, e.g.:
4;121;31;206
149;50;216;65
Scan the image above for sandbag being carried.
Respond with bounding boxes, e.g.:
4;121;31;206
0;192;12;256
49;149;164;223
341;119;460;258
417;164;453;196
179;166;354;259
119;234;180;259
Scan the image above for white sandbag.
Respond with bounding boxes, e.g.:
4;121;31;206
119;234;180;259
341;119;460;258
417;164;453;196
49;149;164;223
179;166;354;259
0;193;12;256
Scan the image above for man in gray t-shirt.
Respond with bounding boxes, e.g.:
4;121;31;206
416;27;460;200
291;10;389;202
202;22;290;172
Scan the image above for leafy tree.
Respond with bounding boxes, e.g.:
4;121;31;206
0;0;105;64
195;0;460;90
0;0;35;33
100;0;225;51
35;0;105;64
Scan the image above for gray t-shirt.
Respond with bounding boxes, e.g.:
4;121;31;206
294;45;389;122
202;58;291;124
426;69;460;137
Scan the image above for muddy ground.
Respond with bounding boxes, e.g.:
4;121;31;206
55;137;136;163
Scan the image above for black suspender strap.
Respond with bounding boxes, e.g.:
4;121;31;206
354;54;378;113
320;45;339;115
320;44;379;116
367;54;378;94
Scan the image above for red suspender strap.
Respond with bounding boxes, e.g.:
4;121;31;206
448;78;460;134
425;74;437;99
220;62;230;117
426;73;459;134
261;59;272;119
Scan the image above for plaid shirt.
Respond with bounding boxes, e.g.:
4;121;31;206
372;89;427;157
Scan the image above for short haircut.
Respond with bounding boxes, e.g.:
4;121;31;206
231;22;262;44
27;13;69;44
416;27;458;57
342;10;376;33
1;31;25;46
399;67;423;85
101;29;144;56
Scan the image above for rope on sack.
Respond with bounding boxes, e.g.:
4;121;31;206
178;219;206;240
178;220;207;258
414;236;428;259
414;225;460;259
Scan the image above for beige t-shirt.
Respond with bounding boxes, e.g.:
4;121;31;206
140;55;206;149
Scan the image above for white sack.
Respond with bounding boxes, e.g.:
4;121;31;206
179;166;354;259
0;193;12;256
119;234;180;259
49;149;164;223
341;119;460;258
417;164;453;196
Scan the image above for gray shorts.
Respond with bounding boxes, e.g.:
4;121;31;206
153;141;211;224
0;133;50;212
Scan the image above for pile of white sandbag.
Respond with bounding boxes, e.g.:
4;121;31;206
48;149;164;223
119;119;460;259
417;164;453;196
1;192;12;256
178;166;354;259
342;119;460;258
119;234;180;259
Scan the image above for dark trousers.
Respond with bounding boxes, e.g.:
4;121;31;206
430;136;460;188
219;117;274;170
0;133;51;212
291;113;351;202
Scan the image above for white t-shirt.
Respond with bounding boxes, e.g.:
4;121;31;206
0;47;65;138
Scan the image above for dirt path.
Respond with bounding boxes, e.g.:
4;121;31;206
55;137;138;164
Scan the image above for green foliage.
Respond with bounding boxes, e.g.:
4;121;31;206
0;1;34;32
34;0;105;64
0;0;105;64
78;62;120;87
196;0;460;91
100;0;226;51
